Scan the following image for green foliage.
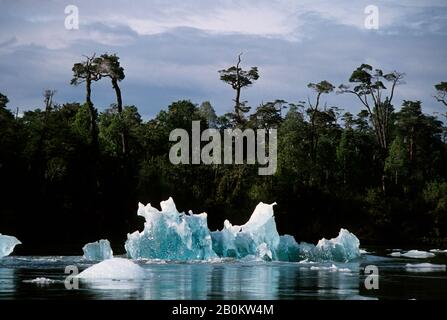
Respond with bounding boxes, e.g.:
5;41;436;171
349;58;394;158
2;64;447;253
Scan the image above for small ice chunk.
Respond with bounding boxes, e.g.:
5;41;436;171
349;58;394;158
360;249;369;254
82;239;113;261
0;233;21;258
23;277;57;284
401;250;435;259
405;263;446;272
430;249;447;254
390;252;401;257
77;258;145;280
310;264;339;271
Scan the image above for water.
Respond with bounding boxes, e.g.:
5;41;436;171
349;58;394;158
0;249;446;300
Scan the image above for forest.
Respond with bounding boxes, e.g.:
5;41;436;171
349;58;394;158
1;53;446;254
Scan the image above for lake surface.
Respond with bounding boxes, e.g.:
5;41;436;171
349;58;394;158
0;249;446;300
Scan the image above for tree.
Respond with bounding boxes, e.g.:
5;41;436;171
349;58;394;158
96;53;128;155
0;92;9;109
249;100;284;129
385;135;407;185
43;89;56;113
70;54;101;151
434;82;447;107
219;53;259;126
338;64;404;152
303;80;335;165
198;101;218;128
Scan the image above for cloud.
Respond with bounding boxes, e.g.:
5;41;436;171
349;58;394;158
0;0;446;119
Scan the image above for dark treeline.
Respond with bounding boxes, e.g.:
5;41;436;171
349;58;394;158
1;54;447;254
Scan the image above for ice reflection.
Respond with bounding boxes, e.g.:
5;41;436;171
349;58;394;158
0;268;15;299
79;261;360;300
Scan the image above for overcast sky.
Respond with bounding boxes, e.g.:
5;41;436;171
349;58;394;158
1;0;446;119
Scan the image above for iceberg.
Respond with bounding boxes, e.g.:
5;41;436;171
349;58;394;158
0;234;21;258
313;229;361;262
125;197;361;262
82;239;113;261
77;258;145;280
277;229;361;262
211;202;280;260
125;198;217;260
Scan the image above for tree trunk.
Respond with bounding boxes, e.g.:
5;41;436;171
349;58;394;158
112;78;128;155
86;78;98;151
235;86;241;123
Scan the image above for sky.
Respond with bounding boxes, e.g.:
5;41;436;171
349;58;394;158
0;0;446;119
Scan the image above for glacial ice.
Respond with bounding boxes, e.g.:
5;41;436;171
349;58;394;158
23;277;58;284
309;264;352;272
430;249;447;254
211;202;280;260
401;250;435;259
125;198;217;260
0;234;21;258
77;258;145;279
276;229;361;262
82;239;113;261
125;198;361;262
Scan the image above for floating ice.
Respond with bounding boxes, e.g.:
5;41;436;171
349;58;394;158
211;202;280;260
309;264;351;272
277;229;361;262
83;239;113;261
77;258;145;279
405;263;446;272
401;250;435;259
125;198;217;260
0;234;21;258
23;277;57;284
430;249;447;254
389;252;402;257
125;198;360;262
313;229;361;262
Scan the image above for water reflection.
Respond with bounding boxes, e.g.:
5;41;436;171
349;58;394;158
0;268;15;299
79;262;360;300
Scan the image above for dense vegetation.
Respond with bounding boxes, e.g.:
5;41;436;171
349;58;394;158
1;54;446;254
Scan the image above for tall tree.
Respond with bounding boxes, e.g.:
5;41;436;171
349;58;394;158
96;53;128;155
70;54;101;151
0;92;9;109
304;80;335;165
434;82;447;120
434;82;447;106
218;53;259;126
338;64;404;152
43;89;56;113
